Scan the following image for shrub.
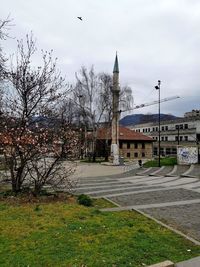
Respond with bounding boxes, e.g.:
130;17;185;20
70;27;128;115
77;194;93;207
34;205;41;212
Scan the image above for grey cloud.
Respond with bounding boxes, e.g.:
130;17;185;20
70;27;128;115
0;0;199;117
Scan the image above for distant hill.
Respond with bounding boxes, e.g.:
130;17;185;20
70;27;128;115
120;113;180;126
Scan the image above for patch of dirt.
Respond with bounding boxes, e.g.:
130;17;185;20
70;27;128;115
0;192;77;205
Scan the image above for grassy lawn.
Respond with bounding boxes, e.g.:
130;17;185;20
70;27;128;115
0;200;200;267
144;157;177;167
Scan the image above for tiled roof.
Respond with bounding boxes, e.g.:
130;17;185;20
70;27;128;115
96;126;153;141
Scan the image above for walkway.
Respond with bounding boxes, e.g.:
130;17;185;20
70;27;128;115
74;163;200;244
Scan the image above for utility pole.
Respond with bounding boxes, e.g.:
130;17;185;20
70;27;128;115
176;125;180;145
155;80;161;167
111;53;120;165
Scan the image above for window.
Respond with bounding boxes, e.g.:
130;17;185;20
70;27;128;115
127;142;130;149
166;148;171;155
142;143;145;149
180;136;183;141
172;148;177;154
127;152;130;158
153;147;158;155
175;136;178;141
165;126;168;131
161;136;164;141
143;129;145;132
160;147;164;156
184;124;188;129
134;152;138;158
119;142;123;149
153;127;155;131
184;136;188;141
179;124;183;129
165;136;168;141
161;126;165;131
142;152;145;157
156;127;158;131
134;143;138;149
148;128;150;132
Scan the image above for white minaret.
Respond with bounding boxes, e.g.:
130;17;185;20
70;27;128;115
111;53;120;165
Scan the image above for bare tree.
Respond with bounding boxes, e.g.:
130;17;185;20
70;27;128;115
74;66;110;161
0;34;78;194
74;66;133;161
0;17;12;115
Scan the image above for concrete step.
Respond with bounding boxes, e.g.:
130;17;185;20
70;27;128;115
181;164;200;178
136;167;160;176
149;166;174;176
167;165;190;177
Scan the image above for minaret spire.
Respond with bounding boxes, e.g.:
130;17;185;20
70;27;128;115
113;52;119;73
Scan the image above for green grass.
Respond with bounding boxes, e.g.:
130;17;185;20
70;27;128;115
92;198;117;209
144;157;177;167
0;201;199;267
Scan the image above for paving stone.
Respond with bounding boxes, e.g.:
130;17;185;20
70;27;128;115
136;167;160;175
141;203;200;241
108;188;200;207
150;178;198;187
77;181;132;189
75;183;147;194
77;179;117;185
89;185;164;197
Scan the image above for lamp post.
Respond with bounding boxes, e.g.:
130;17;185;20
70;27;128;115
176;125;180;145
155;80;161;167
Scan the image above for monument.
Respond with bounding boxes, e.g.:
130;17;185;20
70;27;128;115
111;53;120;165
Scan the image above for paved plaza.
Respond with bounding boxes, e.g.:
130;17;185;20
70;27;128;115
74;163;200;243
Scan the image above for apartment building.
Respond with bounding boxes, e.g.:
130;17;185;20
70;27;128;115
128;114;200;156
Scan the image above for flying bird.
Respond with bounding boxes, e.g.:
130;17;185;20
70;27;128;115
77;17;82;21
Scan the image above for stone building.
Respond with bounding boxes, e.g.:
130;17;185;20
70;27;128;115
128;112;200;156
94;126;153;160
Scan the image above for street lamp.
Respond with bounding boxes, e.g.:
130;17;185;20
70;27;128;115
176;125;180;145
155;80;161;167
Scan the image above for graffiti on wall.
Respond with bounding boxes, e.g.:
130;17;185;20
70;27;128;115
177;146;198;165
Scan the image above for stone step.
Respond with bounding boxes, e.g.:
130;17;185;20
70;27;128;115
89;185;164;198
167;165;190;177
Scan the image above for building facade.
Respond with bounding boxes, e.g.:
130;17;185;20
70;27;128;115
94;126;153;160
128;114;200;156
184;109;200;118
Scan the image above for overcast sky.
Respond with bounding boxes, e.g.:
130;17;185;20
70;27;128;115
1;0;200;117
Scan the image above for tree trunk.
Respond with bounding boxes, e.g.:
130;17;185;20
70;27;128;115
12;167;24;193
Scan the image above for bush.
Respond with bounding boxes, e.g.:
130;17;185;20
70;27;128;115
77;194;93;207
